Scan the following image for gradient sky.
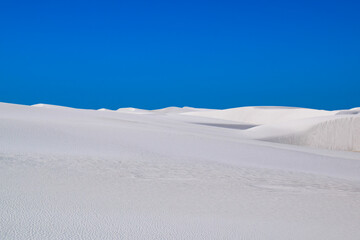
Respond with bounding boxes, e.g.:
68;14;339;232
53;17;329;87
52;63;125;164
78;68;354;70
1;0;359;110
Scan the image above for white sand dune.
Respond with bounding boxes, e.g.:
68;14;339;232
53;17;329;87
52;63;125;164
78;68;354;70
32;103;76;110
152;106;210;114
185;106;337;125
245;114;360;152
186;106;360;151
0;102;359;239
116;106;209;114
97;108;113;111
116;107;152;114
336;108;360;115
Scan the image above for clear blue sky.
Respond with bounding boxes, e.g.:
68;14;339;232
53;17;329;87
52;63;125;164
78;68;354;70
1;0;359;110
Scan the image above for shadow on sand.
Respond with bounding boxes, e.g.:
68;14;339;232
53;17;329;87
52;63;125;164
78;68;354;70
193;122;257;130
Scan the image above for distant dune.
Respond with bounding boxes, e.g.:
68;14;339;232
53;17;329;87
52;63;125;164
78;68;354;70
184;106;337;125
116;107;152;114
152;106;209;114
185;106;359;151
245;114;360;152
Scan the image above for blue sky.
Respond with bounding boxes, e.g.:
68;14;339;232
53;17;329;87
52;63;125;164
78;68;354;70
1;0;359;110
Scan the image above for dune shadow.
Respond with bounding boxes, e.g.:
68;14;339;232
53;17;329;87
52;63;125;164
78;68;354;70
193;122;257;130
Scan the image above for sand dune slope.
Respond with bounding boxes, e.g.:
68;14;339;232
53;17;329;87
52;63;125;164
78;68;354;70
0;102;359;240
245;114;360;151
185;106;336;125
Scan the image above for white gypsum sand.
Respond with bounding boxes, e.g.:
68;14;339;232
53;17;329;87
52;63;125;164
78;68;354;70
185;106;360;151
0;102;359;239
